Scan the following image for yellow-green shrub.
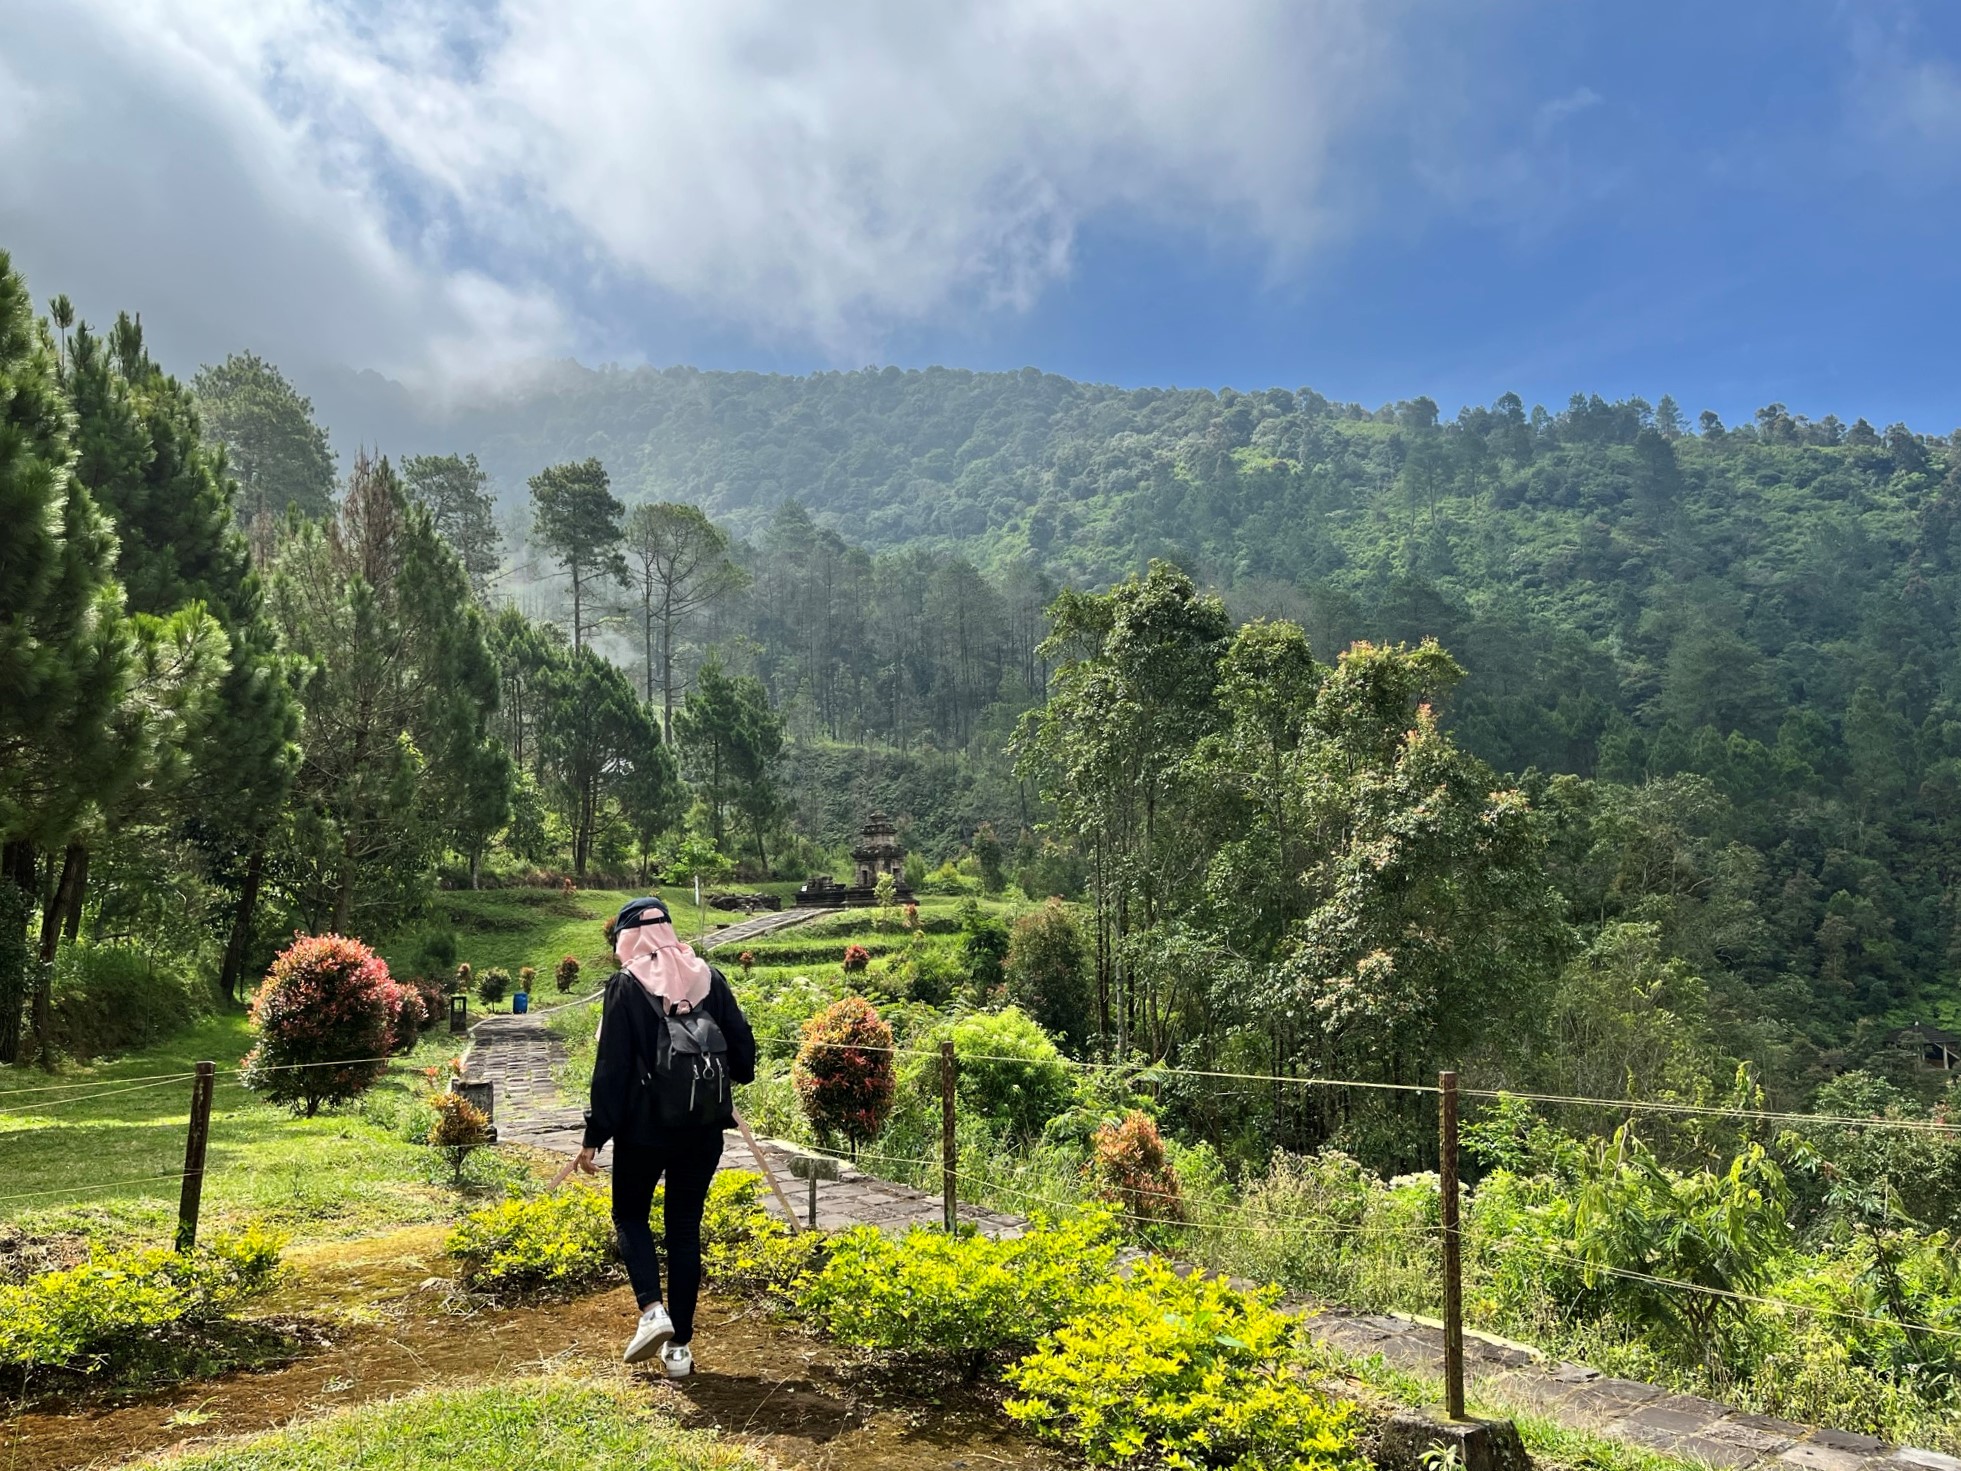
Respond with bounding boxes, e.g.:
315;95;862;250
797;1211;1119;1375
695;1173;826;1298
0;1226;286;1374
1005;1260;1362;1471
446;1184;616;1296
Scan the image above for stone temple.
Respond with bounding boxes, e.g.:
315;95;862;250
795;812;914;908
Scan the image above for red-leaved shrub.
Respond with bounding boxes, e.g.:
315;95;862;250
555;955;581;993
791;996;895;1153
391;986;427;1053
841;943;871;974
409;977;447;1031
1088;1110;1185;1226
241;934;404;1116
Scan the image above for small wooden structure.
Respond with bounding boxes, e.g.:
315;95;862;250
1894;1023;1961;1071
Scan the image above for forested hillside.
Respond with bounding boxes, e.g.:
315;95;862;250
311;364;1961;1075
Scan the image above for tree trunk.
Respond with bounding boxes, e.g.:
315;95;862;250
39;846;85;959
661;603;676;741
333;827;356;934
60;845;88;942
642;576;656;704
0;841;34;1065
220;844;266;1004
571;564;585;652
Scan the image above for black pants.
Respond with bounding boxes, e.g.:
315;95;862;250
610;1129;725;1343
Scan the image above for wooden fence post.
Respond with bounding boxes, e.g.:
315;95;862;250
1439;1069;1465;1420
941;1039;957;1233
175;1061;216;1252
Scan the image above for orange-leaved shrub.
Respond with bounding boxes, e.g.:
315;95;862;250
242;934;405;1116
792;995;895;1152
1089;1110;1185;1226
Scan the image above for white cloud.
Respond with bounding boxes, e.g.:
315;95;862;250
1839;3;1961;177
0;0;1424;376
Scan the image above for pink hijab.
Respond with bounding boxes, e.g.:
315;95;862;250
616;914;713;1014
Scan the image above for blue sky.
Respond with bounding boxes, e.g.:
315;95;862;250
4;0;1959;427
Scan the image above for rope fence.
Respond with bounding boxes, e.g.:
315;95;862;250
10;1011;1961;1417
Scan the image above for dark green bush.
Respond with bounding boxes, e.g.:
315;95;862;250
47;943;204;1060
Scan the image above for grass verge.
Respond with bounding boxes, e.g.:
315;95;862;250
123;1376;770;1470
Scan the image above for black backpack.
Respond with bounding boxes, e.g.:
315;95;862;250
633;986;732;1130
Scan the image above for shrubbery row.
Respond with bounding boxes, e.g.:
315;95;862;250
442;1178;1360;1471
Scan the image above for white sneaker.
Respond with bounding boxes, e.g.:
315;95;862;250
659;1342;693;1379
624;1302;675;1364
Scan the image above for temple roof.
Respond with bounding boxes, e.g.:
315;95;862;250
850;810;904;860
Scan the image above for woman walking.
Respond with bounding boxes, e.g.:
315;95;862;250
574;897;756;1378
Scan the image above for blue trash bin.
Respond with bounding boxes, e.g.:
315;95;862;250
512;991;529;1015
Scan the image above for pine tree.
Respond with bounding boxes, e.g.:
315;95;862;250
65;315;302;996
620;501;746;735
674;658;783;871
403;452;502;599
528;458;626;652
270;454;507;932
538;648;653;875
192;351;337;529
0;255;133;1061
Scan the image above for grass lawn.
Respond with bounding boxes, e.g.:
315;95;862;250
0;886;1019;1250
124;1378;767;1471
0;1013;531;1247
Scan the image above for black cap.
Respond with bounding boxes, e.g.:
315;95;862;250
614;897;672;933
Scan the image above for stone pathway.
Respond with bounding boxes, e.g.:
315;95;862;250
460;910;1957;1471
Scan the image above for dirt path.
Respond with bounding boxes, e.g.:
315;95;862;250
1;1227;1058;1471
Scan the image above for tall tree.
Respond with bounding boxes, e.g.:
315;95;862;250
64;313;300;999
620;500;746;736
528;458;626;652
191;352;337;529
403;452;502;599
1014;562;1232;1049
269;454;505;932
674;658;785;871
0;256;132;1060
538;648;654;876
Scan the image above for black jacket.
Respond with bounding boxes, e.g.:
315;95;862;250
582;967;756;1150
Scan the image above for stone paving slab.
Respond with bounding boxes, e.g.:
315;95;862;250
463;982;1950;1471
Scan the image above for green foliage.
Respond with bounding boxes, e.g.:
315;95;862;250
674;658;783;872
939;1007;1074;1144
477;966;512;1006
446;1184;618;1297
402;452;501;599
1568;1128;1791;1370
0;1226;286;1374
46;942;203;1060
797;1211;1120;1373
191;350;336;524
1003;899;1093;1052
959;900;1011;999
690;1172;825;1298
267;453;504;933
1004;1259;1363;1471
